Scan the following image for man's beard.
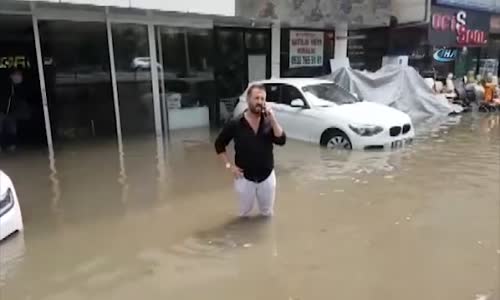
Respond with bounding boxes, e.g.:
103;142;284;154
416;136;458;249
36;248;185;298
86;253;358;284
249;104;263;115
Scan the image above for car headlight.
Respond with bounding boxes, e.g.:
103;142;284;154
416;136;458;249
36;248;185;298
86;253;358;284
0;188;14;217
349;124;383;136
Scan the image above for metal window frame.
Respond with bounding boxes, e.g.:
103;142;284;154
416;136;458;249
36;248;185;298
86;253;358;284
1;2;215;158
105;7;124;154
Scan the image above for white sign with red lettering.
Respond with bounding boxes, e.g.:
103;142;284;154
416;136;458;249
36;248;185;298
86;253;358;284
289;31;324;68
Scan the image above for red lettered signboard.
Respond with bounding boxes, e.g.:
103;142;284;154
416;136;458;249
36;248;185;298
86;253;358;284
289;31;324;68
429;6;490;47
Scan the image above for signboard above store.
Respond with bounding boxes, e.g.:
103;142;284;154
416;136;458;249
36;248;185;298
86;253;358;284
429;6;490;47
289;31;324;68
435;0;499;13
235;0;391;27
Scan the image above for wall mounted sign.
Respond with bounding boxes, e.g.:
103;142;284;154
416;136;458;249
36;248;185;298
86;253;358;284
429;6;490;47
289;30;324;68
433;48;458;62
0;56;31;69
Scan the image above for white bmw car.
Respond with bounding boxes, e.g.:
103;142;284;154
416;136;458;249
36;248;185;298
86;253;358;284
0;170;23;241
233;78;415;150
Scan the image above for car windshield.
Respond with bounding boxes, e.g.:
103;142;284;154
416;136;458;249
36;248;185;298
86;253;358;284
302;83;359;105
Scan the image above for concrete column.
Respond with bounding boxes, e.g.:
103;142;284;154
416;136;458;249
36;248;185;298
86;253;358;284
32;11;54;158
147;23;163;138
271;21;281;78
334;22;348;59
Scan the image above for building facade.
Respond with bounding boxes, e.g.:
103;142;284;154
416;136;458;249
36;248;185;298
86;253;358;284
0;0;276;155
1;0;393;156
386;0;499;79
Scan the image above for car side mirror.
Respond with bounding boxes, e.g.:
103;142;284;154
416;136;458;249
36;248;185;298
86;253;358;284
290;98;305;108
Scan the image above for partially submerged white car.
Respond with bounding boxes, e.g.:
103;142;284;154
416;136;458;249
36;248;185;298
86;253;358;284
0;170;23;241
234;78;415;150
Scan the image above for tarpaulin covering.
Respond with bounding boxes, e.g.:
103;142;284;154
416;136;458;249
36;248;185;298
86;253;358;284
322;65;463;118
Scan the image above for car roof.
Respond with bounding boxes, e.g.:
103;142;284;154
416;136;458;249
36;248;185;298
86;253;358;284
250;78;333;89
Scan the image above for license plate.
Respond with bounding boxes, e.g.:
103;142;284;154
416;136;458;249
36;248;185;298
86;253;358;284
391;138;412;149
391;140;403;148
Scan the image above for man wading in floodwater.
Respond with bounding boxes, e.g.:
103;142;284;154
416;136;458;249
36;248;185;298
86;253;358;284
215;84;286;217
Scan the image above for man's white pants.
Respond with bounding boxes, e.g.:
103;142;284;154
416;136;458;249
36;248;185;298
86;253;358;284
234;171;276;217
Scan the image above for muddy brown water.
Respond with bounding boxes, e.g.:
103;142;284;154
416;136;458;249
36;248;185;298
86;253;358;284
0;114;499;300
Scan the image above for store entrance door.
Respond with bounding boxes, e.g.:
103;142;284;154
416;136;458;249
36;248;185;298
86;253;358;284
214;27;271;125
248;54;267;82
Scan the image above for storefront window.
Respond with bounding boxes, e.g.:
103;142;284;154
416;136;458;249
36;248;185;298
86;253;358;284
39;20;115;144
388;26;434;76
348;28;388;72
455;47;481;79
112;23;154;137
478;35;500;77
156;26;216;130
187;29;214;74
214;29;246;101
245;30;268;51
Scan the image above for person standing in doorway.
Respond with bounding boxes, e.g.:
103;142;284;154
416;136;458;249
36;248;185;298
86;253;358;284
0;68;29;152
215;84;286;217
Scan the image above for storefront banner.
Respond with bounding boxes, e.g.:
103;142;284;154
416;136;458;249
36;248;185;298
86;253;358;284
429;6;491;47
289;31;324;68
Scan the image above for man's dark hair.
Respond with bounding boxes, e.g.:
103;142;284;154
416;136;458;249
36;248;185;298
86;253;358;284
247;84;266;98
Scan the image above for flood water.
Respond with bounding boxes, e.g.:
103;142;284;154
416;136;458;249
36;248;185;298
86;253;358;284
0;114;499;300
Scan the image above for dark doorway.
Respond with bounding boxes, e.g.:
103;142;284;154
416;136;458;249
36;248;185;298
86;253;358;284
213;27;271;126
0;15;46;151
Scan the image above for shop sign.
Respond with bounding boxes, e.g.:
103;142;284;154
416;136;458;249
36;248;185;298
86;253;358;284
289;31;324;68
0;55;31;69
429;6;490;47
433;48;458;62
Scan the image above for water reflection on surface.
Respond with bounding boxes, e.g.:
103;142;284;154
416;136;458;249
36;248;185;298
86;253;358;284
0;114;499;300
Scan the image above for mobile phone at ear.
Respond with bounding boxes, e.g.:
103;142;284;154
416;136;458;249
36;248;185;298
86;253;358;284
261;103;268;117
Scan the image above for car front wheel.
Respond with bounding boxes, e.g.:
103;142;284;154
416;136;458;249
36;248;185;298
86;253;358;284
321;129;352;150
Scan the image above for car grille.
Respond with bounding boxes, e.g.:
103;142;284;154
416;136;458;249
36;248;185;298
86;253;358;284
0;189;14;218
0;198;9;210
389;126;402;137
402;124;411;134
